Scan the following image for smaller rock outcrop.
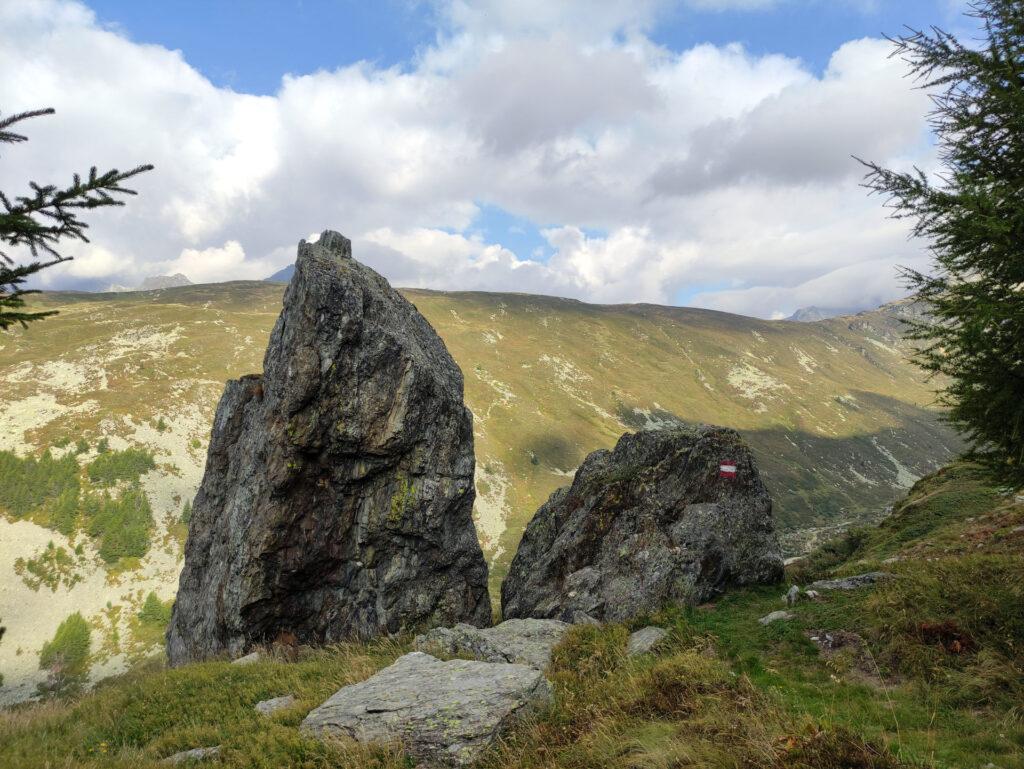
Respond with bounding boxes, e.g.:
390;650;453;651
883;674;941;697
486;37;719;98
501;425;783;623
301;652;551;767
759;610;794;626
255;695;296;717
414;618;571;670
627;626;668;657
808;572;891;591
160;746;220;765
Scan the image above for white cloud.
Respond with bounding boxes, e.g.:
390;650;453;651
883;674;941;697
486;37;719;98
2;0;936;318
436;0;669;40
154;241;277;284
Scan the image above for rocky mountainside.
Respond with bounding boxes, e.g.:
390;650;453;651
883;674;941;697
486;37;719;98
168;232;490;664
0;280;958;698
106;274;193;293
786;305;859;322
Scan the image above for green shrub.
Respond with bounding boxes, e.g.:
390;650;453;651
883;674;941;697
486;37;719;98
87;448;156;486
38;612;91;696
0;449;80;520
49;486;80;535
138;592;173;626
14;542;85;592
180;500;192;525
84;485;154;563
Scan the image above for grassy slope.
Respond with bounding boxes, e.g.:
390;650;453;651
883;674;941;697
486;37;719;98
1;464;1020;769
3;284;958;575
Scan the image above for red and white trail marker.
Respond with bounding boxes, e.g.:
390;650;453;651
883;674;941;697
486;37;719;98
719;461;738;479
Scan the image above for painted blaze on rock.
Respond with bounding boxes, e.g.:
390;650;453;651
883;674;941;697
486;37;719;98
501;425;783;623
166;230;490;665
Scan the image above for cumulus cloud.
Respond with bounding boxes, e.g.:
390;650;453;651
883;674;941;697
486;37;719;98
648;39;932;195
456;40;659;153
1;0;934;317
437;0;669;40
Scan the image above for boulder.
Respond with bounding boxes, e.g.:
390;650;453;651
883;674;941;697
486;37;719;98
501;425;783;623
783;585;801;606
160;746;220;765
759;610;794;626
255;694;296;716
627;626;668;657
808;572;891;591
231;652;260;666
414;618;571;670
301;651;551;767
167;231;490;666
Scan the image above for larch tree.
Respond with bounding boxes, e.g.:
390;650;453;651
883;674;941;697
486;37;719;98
0;108;152;331
862;0;1024;481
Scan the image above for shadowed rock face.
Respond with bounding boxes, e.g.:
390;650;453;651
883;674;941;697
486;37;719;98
501;425;783;623
166;231;490;665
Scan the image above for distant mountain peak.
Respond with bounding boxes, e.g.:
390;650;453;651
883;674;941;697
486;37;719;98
786;306;858;322
265;264;295;283
107;273;193;293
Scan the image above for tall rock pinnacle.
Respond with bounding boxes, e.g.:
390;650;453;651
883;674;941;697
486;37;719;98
167;230;491;665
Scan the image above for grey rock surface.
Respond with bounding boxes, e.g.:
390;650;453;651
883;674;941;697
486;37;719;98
231;652;260;666
759;610;794;625
167;231;490;665
160;746;220;765
501;425;783;623
414;618;571;670
255;694;296;716
301;651;552;767
808;572;891;591
783;585;801;606
627;626;668;657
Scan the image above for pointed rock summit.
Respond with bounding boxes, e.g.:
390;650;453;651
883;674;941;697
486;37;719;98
501;425;783;623
167;230;490;665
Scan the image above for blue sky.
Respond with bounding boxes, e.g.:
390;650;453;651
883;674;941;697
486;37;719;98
87;0;958;94
2;0;969;316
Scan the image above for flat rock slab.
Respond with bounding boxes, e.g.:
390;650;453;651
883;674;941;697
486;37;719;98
759;610;794;626
160;746;220;765
255;694;296;716
301;652;551;767
627;626;668;657
414;618;571;670
808;572;891;591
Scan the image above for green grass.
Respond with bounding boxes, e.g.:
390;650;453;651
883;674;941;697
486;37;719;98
0;642;407;768
4;536;1019;769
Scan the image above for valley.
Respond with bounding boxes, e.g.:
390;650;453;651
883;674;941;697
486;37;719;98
0;281;958;700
